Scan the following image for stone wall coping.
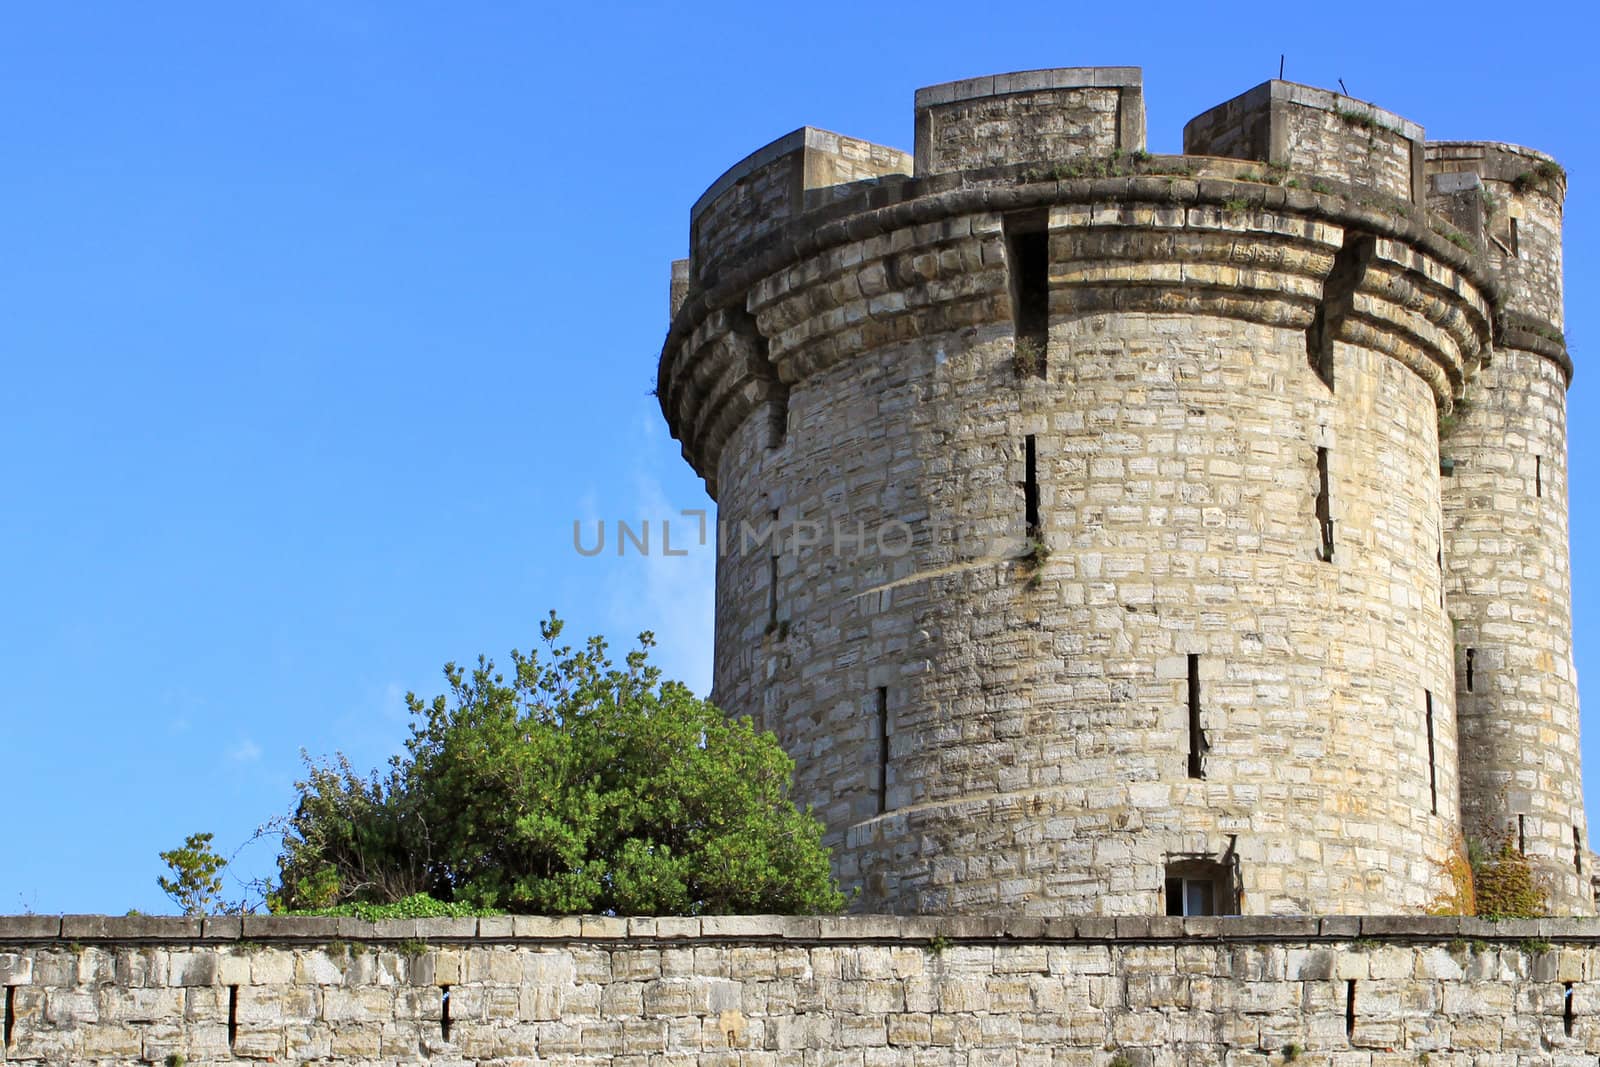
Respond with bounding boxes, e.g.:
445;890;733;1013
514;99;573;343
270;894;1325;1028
1185;80;1424;146
6;913;1600;946
1270;79;1424;143
914;67;1142;110
1427;139;1563;171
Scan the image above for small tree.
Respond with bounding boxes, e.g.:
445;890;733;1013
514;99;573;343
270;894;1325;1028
271;614;845;916
158;832;227;915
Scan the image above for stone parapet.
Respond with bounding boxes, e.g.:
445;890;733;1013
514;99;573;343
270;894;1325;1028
6;915;1600;1064
9;912;1600;945
913;66;1144;177
1185;80;1426;204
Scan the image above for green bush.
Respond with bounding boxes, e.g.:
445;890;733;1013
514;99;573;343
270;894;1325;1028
270;614;844;917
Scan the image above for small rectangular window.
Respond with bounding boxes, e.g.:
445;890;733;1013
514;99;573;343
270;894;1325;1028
1316;447;1334;562
1465;648;1475;693
1576;826;1583;873
1187;654;1206;779
1424;690;1438;815
766;509;781;633
876;686;890;815
1023;435;1040;537
1509;216;1520;258
1164;859;1235;916
1519;814;1527;855
767;556;779;629
1536;454;1543;498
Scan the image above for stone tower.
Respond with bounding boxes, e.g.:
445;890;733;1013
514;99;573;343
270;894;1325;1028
657;69;1585;916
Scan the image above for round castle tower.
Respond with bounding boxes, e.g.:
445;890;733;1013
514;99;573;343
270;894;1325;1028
1427;142;1587;912
657;70;1585;915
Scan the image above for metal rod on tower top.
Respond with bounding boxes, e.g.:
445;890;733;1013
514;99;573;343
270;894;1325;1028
1279;55;1284;79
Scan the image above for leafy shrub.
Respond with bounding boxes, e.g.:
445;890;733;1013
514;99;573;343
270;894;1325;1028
1471;832;1548;919
271;614;844;917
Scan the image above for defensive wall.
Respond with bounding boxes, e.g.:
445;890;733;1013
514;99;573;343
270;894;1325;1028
7;914;1600;1064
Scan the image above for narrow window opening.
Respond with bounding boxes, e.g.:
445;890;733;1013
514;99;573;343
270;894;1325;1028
767;557;779;629
1316;447;1334;562
1565;982;1575;1037
1575;826;1583;873
1187;654;1207;779
441;985;452;1041
227;984;238;1048
1345;979;1357;1039
1466;648;1476;693
1518;814;1527;855
1023;435;1041;538
1509;216;1520;258
1003;210;1050;375
4;985;13;1048
1423;691;1438;814
1536;454;1543;498
1307;230;1375;390
766;509;780;635
1163;858;1236;915
876;686;890;815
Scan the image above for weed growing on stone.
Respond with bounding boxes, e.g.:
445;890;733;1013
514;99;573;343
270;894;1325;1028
1334;107;1392;137
1471;832;1549;918
1282;1043;1302;1062
1020;537;1051;590
1511;160;1565;195
1012;337;1043;378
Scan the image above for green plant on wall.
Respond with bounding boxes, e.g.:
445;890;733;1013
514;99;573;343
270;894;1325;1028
1470;832;1549;919
157;832;227;916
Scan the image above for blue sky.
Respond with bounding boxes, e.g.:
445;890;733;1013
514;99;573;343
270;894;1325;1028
1;2;1594;914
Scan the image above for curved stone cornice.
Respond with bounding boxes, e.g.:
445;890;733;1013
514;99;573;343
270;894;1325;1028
660;162;1500;492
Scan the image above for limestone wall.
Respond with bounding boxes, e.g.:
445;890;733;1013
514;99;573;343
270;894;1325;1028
7;914;1600;1064
1184;81;1425;205
659;70;1582;919
1425;141;1581;910
913;68;1145;177
692;175;1490;915
689;128;910;283
1427;142;1565;327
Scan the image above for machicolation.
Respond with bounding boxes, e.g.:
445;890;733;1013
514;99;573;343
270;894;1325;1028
657;67;1586;918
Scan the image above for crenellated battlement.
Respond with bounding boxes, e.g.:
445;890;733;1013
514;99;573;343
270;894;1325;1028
688;127;911;284
913;66;1144;176
658;68;1585;918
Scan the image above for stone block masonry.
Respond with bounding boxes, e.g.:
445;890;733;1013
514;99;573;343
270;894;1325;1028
7;913;1600;1063
659;68;1582;916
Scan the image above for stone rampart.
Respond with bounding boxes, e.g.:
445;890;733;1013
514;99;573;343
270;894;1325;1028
6;914;1600;1064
